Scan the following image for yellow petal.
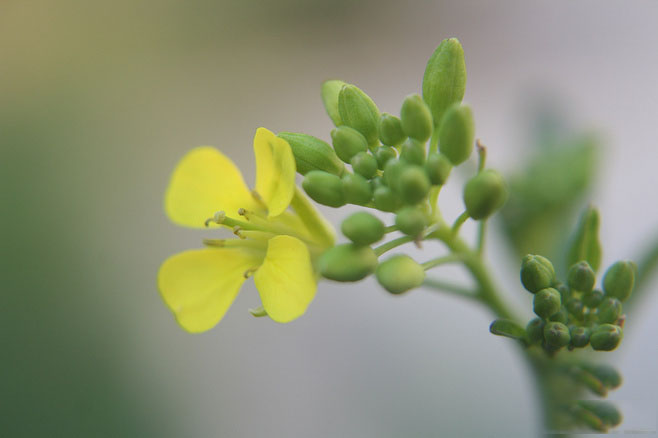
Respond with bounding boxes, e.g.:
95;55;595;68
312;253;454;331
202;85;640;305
158;248;261;333
254;235;317;323
164;146;259;228
253;128;296;217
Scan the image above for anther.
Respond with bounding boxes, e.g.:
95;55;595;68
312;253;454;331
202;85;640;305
233;226;245;238
204;210;226;227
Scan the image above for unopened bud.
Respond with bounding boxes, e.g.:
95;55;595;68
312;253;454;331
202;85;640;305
526;317;545;344
463;169;507;220
549;307;569;324
375;146;397;169
350;152;378;179
602;260;635;302
278;132;345;176
583;289;605;308
400;139;426;166
568;261;596;293
341;211;385;246
422;38;466;127
438;104;474;165
597;298;622;324
544;322;571;348
321;80;347;126
331;125;368;163
395;207;428;238
373;186;401;212
520;255;556;293
566;298;585;320
570;326;590;348
533;287;561;319
424;152;452;185
400;94;433;142
341;173;373;206
379;113;406;146
590;324;623;351
338;84;380;147
302;170;345;208
319;244;378;282
383;159;405;186
376;255;425;294
396;165;431;204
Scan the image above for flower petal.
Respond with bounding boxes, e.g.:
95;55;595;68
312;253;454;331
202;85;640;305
253;128;296;217
158;248;261;333
254;235;317;323
165;146;259;228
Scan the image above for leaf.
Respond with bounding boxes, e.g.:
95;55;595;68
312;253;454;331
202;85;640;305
489;319;526;340
566;206;602;273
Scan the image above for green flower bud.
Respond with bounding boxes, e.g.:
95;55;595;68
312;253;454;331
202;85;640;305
597;298;622;324
463;169;507;220
383;159;406;186
400;139;426;166
424;152;452;185
548;307;569;324
577;400;622;428
557;283;571;302
590;324;623;351
543;322;571;348
373;186;401;212
319;243;378;282
338;84;380;147
400;94;433;142
602;260;635;302
278;132;345;176
302;170;345;208
438;104;474;166
395;207;427;238
370;176;385;191
396;165;431;204
379;113;406;146
520;254;556;293
341;211;385;246
583;289;604;308
321;80;347;126
422;38;466;128
331;125;368;163
375;146;397;169
350;152;378;179
580;363;622;389
526;317;545;344
376;254;425;294
568;261;596;293
566;298;585;320
341;173;372;205
533;287;561;319
570;326;590;348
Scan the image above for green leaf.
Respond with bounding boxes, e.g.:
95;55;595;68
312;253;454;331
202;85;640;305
566;206;602;273
489;319;526;340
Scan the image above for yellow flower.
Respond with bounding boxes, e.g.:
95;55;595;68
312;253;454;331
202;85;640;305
158;127;334;333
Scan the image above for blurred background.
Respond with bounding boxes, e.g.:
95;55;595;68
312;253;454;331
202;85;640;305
2;1;657;436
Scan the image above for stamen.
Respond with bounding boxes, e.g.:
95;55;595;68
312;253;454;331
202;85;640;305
203;239;226;247
205;210;227;227
233;226;245;238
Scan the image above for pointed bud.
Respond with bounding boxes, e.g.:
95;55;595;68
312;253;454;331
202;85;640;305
350;152;378;179
375;146;397;169
603;260;635;302
422;38;466;127
533;287;561;319
400;94;433;142
526;318;545;344
590;324;623;351
568;261;596;293
520;255;556;293
338;84;380;147
321;80;347;126
278;132;345;176
396;165;431;204
570;326;590;348
544;322;571;348
341;212;385;246
379;113;406;146
400;139;426;166
302;170;345;208
395;207;428;238
319;244;378;282
597;298;622;324
425;152;452;185
373;186;401;212
438;104;474;165
331;125;368;163
341;173;372;205
463;169;508;220
583;289;604;308
376;255;425;294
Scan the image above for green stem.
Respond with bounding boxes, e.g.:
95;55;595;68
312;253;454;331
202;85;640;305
373;236;414;256
421;253;463;270
476;220;487;256
451;211;470;236
423;278;477;300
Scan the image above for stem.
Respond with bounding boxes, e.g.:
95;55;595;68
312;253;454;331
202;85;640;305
423;278;477;300
476;220;487;256
373;236;414;256
451;211;470;236
421;253;463;270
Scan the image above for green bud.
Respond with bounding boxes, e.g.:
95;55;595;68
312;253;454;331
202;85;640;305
424;152;452;185
580;363;622;389
400;94;433;142
383;159;406;186
602;260;635;302
568;261;596;293
463;169;507;220
370;176;385;191
597;298;622;324
379;113;406;146
583;289;604;308
302;170;345;208
543;322;571;348
438;104;475;166
338;84;380;147
400;139;426;166
489;319;526;340
395;207;427;238
548;307;569;324
321;80;347;126
396;165;431;204
278;132;345;176
422;38;466;128
375;146;397;169
331;125;368;163
319;243;378;282
350;152;378;179
376;254;425;294
570;326;590;348
566;298;585;320
557;283;571;302
567;206;602;273
341;173;372;205
526;317;545;344
533;287;561;319
373;186;401;212
590;324;623;351
341;211;385;246
577;400;622;428
520;254;556;293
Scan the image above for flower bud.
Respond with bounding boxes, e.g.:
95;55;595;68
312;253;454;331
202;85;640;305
543;322;571;348
383;159;406;186
376;254;425;294
602;260;635;302
321;80;347;126
570;326;590;348
577;400;622;428
338;84;380;147
331;125;368;163
319;243;378;282
396;165;431;204
548;307;569;324
568;261;596;293
379;113;406;146
463;169;507;220
424;152;452;185
520;254;556;293
375;146;397;169
526;317;545;344
566;298;585;320
302;170;345;208
350;152;378;179
583;289;604;308
400;139;426;166
370;176;385;191
438;104;474;166
395;207;427;238
533;288;561;319
400;94;433;142
278;132;345;176
422;38;466;128
597;298;622;324
341;211;385;246
590;324;623;351
373;186;401;212
557;283;571;302
342;173;372;205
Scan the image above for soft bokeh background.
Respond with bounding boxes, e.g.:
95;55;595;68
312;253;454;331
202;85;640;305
2;1;657;437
